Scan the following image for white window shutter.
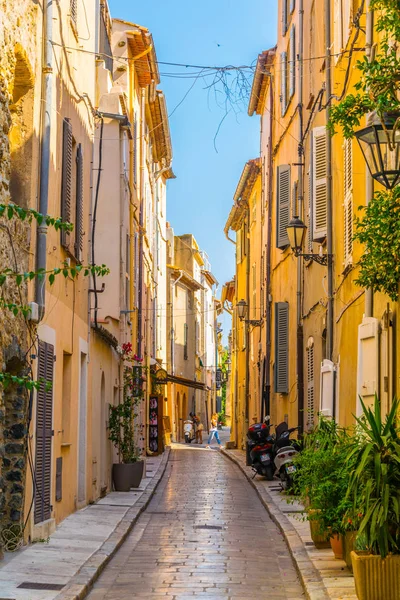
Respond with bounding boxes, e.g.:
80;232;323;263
307;343;315;430
343;138;353;266
236;229;242;264
289;25;296;99
307;167;313;251
281;52;287;116
320;359;336;417
334;0;343;60
356;317;379;416
277;165;290;249
312;126;327;240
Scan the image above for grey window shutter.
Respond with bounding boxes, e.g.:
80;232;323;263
281;52;287;116
289;26;296;98
282;0;288;36
61;118;73;250
274;302;289;394
75;144;83;262
184;323;188;360
133;119;138;186
312;126;328;240
35;341;54;524
307;344;315;429
276;165;290;249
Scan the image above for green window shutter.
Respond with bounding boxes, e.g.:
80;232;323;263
276;165;290;249
289;25;296;99
274;302;289;394
74;143;83;262
61;118;72;250
280;52;287;116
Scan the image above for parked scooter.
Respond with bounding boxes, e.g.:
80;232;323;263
183;420;195;444
246;416;275;480
273;422;301;490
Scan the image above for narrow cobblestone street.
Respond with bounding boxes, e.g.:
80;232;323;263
86;446;305;600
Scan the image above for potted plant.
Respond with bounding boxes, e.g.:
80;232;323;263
293;417;354;555
108;344;144;492
346;396;400;600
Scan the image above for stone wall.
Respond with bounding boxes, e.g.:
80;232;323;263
0;1;39;545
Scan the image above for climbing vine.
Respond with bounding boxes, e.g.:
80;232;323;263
328;0;400;300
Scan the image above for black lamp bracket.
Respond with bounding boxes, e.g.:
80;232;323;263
296;252;332;266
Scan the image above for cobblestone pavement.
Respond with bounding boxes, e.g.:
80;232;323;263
86;446;305;600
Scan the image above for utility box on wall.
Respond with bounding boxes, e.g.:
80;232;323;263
356;317;380;416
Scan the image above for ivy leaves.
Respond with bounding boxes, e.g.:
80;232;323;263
0;372;52;392
0;203;73;232
354;187;400;300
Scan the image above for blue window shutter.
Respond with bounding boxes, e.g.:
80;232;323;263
274;302;289;394
276;165;290;249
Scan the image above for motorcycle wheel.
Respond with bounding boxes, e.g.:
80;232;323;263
185;435;189;444
264;465;274;481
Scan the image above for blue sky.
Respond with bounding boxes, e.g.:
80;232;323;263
109;0;277;334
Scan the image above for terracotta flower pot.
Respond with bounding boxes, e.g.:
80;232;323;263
330;533;344;559
351;551;400;600
112;461;144;492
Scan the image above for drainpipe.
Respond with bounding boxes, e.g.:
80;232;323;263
325;0;334;381
365;0;374;318
138;88;145;360
296;0;305;433
265;75;274;420
36;0;53;319
244;212;250;449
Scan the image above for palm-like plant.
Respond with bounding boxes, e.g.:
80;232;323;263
346;396;400;558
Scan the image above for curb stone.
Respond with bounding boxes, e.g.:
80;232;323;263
221;448;330;600
54;447;171;600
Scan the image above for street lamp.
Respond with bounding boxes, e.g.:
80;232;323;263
355;113;400;190
236;299;262;326
286;216;331;266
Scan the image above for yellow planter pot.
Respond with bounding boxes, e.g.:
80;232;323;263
351;551;400;600
344;530;358;572
309;516;330;549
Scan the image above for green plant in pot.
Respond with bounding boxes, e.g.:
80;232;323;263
293;417;355;555
108;343;144;492
346;396;400;600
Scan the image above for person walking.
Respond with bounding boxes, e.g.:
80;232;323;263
189;412;204;444
207;412;222;448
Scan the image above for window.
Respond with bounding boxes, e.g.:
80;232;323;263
311;126;327;240
184;323;188;360
70;0;77;30
274;302;289;394
276;165;290;249
281;25;296;115
306;340;315;430
252;263;257;319
334;0;353;60
236;228;242;264
251;192;257;224
343;138;353;266
61;119;83;260
282;0;295;37
99;2;113;72
307;166;313;251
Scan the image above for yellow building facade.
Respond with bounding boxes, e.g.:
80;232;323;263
226;0;398;441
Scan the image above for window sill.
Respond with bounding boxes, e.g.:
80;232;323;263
61;442;72;448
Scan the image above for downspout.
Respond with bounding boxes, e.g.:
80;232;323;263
297;0;305;433
364;0;374;318
325;0;334;405
265;75;274;419
36;0;53;319
138;88;145;360
244;211;250;448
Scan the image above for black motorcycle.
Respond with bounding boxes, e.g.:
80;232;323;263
246;416;275;480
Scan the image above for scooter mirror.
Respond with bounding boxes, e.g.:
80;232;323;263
264;415;271;423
